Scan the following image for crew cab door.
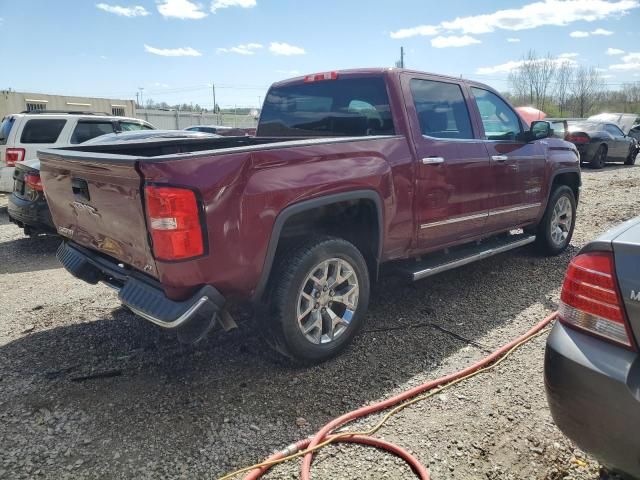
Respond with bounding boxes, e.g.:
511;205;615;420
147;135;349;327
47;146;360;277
604;124;631;159
402;75;491;250
469;87;546;231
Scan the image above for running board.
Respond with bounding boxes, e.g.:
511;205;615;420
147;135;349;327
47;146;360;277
397;233;536;281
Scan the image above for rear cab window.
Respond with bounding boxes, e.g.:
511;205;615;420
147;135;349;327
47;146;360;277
0;116;15;145
258;76;395;137
71;121;116;144
19;119;67;144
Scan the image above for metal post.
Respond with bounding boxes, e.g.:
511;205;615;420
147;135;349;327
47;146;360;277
400;47;404;68
212;82;217;124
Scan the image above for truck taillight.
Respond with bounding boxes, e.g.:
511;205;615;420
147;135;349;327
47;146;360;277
144;185;204;261
6;148;25;166
559;251;635;349
24;173;43;191
303;71;338;83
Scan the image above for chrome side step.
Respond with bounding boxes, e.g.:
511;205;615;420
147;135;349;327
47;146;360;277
398;233;536;281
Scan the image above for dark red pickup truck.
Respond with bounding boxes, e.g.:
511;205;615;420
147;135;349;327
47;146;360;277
40;68;580;362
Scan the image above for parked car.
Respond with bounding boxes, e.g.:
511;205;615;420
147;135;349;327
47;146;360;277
588;112;640;135
40;68;580;363
629;124;640;143
8;130;215;236
0;111;155;192
184;125;251;136
545;216;640;480
566;121;638;168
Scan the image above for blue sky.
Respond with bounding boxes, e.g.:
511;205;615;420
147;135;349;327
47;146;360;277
0;0;639;109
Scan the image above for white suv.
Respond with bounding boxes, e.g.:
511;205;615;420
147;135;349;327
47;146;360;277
0;111;154;191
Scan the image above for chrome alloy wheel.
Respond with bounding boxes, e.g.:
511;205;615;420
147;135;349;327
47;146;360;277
296;258;359;345
550;195;573;246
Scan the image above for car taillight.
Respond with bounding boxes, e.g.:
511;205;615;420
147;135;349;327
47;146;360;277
566;133;589;144
559;251;635;349
144;185;204;261
6;148;25;166
303;71;338;83
24;173;43;191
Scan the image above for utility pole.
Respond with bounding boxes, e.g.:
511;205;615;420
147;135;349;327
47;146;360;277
211;81;217;123
138;87;144;108
136;92;139;108
400;46;405;69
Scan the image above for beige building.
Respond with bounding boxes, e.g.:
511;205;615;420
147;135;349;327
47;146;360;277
0;90;136;119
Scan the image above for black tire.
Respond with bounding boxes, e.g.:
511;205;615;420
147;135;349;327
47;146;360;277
589;144;607;169
625;146;637;165
266;236;370;363
535;185;576;255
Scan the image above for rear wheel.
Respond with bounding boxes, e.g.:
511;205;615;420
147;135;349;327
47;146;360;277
267;236;370;363
535;186;576;255
590;144;607;169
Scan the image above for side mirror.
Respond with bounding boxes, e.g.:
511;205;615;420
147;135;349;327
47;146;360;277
530;121;552;141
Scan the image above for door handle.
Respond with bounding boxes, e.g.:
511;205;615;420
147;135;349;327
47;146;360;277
491;155;509;161
421;157;444;165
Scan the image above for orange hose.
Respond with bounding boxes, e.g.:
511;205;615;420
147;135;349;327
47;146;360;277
243;312;557;480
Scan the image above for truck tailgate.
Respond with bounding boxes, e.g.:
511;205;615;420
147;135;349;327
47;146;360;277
39;151;157;277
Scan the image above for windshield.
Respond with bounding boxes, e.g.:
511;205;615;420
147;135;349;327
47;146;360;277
0;116;15;145
257;76;395;137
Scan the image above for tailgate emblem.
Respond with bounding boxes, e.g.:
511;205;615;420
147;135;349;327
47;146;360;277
71;201;100;217
58;226;74;238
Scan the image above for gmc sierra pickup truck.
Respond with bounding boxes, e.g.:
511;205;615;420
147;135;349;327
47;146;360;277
40;68;580;363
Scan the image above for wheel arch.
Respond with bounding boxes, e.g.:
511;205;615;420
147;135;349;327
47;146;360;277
252;190;384;302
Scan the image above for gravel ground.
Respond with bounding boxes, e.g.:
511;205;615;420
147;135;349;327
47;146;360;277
1;163;639;480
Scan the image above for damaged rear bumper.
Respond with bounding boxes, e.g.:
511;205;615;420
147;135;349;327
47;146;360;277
56;241;225;331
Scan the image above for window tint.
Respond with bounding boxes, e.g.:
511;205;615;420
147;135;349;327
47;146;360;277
70;121;115;144
0;116;15;145
605;124;624;137
410;79;473;139
20;119;67;144
119;121;146;132
258;77;395;137
471;88;522;141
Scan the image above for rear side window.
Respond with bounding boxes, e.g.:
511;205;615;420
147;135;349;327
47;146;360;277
19;119;67;144
71;121;115;144
410;79;474;139
258;77;395;137
471;88;522;141
120;121;154;131
0;116;15;145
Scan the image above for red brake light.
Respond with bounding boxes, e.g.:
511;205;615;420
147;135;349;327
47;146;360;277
559;251;635;349
303;71;339;83
24;173;43;191
566;133;590;144
144;186;204;261
6;148;25;167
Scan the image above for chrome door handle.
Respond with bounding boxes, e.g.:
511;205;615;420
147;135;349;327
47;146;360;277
421;157;444;165
491;155;509;161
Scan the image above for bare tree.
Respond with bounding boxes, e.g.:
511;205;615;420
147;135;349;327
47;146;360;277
570;66;604;117
508;50;557;109
554;61;574;116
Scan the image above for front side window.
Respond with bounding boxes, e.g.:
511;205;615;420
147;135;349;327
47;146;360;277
605;124;624;137
70;121;115;144
410;79;474;140
20;119;67;144
258;77;395;137
471;87;522;141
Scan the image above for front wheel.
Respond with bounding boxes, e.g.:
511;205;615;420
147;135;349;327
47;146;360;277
535;186;576;255
267;236;370;363
625;146;638;165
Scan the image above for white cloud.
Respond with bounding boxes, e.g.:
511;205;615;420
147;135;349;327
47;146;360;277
152;82;170;87
623;52;640;62
592;27;613;35
157;0;207;19
431;35;481;48
570;30;590;37
269;42;305;56
211;0;256;13
595;67;608;72
391;0;638;39
96;3;150;16
476;56;578;75
390;25;440;39
608;51;640;70
606;47;625;55
601;74;615;78
507;37;521;42
558;52;579;58
144;44;202;56
217;43;263;55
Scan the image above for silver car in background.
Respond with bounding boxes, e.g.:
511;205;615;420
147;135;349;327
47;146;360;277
545;217;640;479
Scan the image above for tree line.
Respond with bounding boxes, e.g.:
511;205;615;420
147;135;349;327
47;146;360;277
504;50;640;118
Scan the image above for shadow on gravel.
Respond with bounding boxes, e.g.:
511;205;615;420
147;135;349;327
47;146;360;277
0;235;61;274
0;242;577;476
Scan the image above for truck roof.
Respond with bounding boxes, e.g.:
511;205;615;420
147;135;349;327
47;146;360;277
270;67;495;91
